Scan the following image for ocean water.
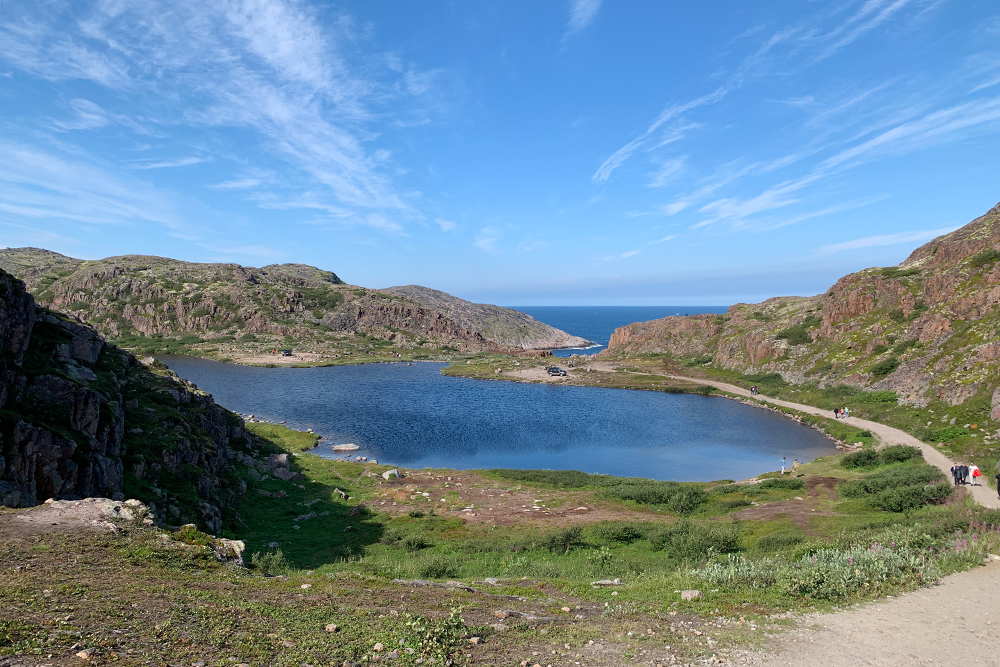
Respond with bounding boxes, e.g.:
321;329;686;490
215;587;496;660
511;306;729;356
162;356;834;482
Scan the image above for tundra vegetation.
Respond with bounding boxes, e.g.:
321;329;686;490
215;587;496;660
4;419;1000;666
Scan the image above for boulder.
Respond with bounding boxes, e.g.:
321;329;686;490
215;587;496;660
268;453;290;470
382;469;400;480
680;589;703;601
273;467;304;482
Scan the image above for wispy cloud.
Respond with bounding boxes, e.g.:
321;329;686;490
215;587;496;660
132;157;207;170
211;178;262;190
564;0;603;40
647;234;677;245
604;249;640;260
819;225;957;253
647;157;686;188
436;218;457;232
475;227;500;252
593;89;725;183
0;0;446;233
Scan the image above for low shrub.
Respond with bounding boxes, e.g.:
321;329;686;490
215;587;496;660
403;536;430;552
648;521;740;561
711;484;742;495
870;357;901;378
872;344;888;355
868;483;952;513
698;554;780;589
759;477;805;490
540;526;585;553
417;557;459;579
879;445;922;464
250;549;291;576
785;544;939;599
775;324;811;346
589;522;649;544
756;532;803;551
404;607;466;661
838;464;944;498
408;509;425;518
841;449;882;470
724;499;753;510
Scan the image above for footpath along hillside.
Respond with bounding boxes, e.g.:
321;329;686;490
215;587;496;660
666;374;1000;510
661;374;1000;666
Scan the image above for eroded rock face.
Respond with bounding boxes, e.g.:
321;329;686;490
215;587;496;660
602;201;1000;406
0;268;253;534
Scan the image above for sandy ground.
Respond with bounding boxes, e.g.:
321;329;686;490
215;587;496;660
503;360;620;383
754;559;1000;666
666;374;1000;510
230;351;331;365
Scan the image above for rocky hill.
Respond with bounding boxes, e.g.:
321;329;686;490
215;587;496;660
0;249;585;361
604;201;1000;407
381;284;591;349
0;266;264;532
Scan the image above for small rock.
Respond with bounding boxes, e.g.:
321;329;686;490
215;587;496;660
374;642;384;652
301;584;312;589
325;623;339;632
681;589;704;601
268;542;281;548
76;649;94;661
469;637;480;645
382;469;400;480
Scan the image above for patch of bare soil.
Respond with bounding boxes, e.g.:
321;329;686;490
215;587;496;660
0;498;146;539
732;476;842;535
367;469;676;528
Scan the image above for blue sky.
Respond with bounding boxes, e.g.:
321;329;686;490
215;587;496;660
1;1;999;305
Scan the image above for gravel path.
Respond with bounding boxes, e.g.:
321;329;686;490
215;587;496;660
758;560;1000;666
667;375;1000;509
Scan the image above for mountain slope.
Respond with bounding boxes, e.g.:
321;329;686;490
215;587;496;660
381;284;591;349
0;249;585;359
604;201;1000;406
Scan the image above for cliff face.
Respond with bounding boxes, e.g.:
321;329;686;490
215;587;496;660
380;285;592;350
0;250;582;356
0;267;256;533
605;202;1000;406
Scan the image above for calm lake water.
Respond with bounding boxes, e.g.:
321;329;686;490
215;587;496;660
161;356;834;482
512;306;729;357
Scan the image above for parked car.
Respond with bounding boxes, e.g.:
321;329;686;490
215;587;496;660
547;366;567;376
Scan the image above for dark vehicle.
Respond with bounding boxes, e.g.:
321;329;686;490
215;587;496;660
281;349;293;357
547;366;567;376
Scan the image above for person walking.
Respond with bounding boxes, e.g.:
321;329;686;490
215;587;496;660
995;470;1000;499
781;457;787;474
792;459;800;476
961;464;969;485
833;408;839;419
951;465;960;486
971;464;981;486
844;407;850;418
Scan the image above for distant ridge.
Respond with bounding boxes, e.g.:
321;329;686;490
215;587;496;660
0;248;588;359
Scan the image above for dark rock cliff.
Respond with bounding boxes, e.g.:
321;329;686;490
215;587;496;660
0;268;255;533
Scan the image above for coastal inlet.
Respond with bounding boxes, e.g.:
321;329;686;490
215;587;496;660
161;356;837;482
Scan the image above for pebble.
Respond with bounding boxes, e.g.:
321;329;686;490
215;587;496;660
325;624;339;633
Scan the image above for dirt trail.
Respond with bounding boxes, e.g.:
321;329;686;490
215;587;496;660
756;559;1000;666
666;374;1000;509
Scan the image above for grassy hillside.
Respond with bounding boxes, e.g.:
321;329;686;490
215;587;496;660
4;417;1000;665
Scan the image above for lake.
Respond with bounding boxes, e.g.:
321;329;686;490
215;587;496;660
511;306;729;357
161;356;835;482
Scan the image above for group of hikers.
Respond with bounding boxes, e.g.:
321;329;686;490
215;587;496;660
750;385;759;395
833;407;851;419
951;463;982;486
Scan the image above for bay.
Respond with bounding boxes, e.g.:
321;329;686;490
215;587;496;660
161;355;835;482
511;306;729;356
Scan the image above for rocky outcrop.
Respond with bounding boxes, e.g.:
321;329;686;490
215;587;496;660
0;267;257;533
603;201;1000;406
380;285;591;350
0;249;584;355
